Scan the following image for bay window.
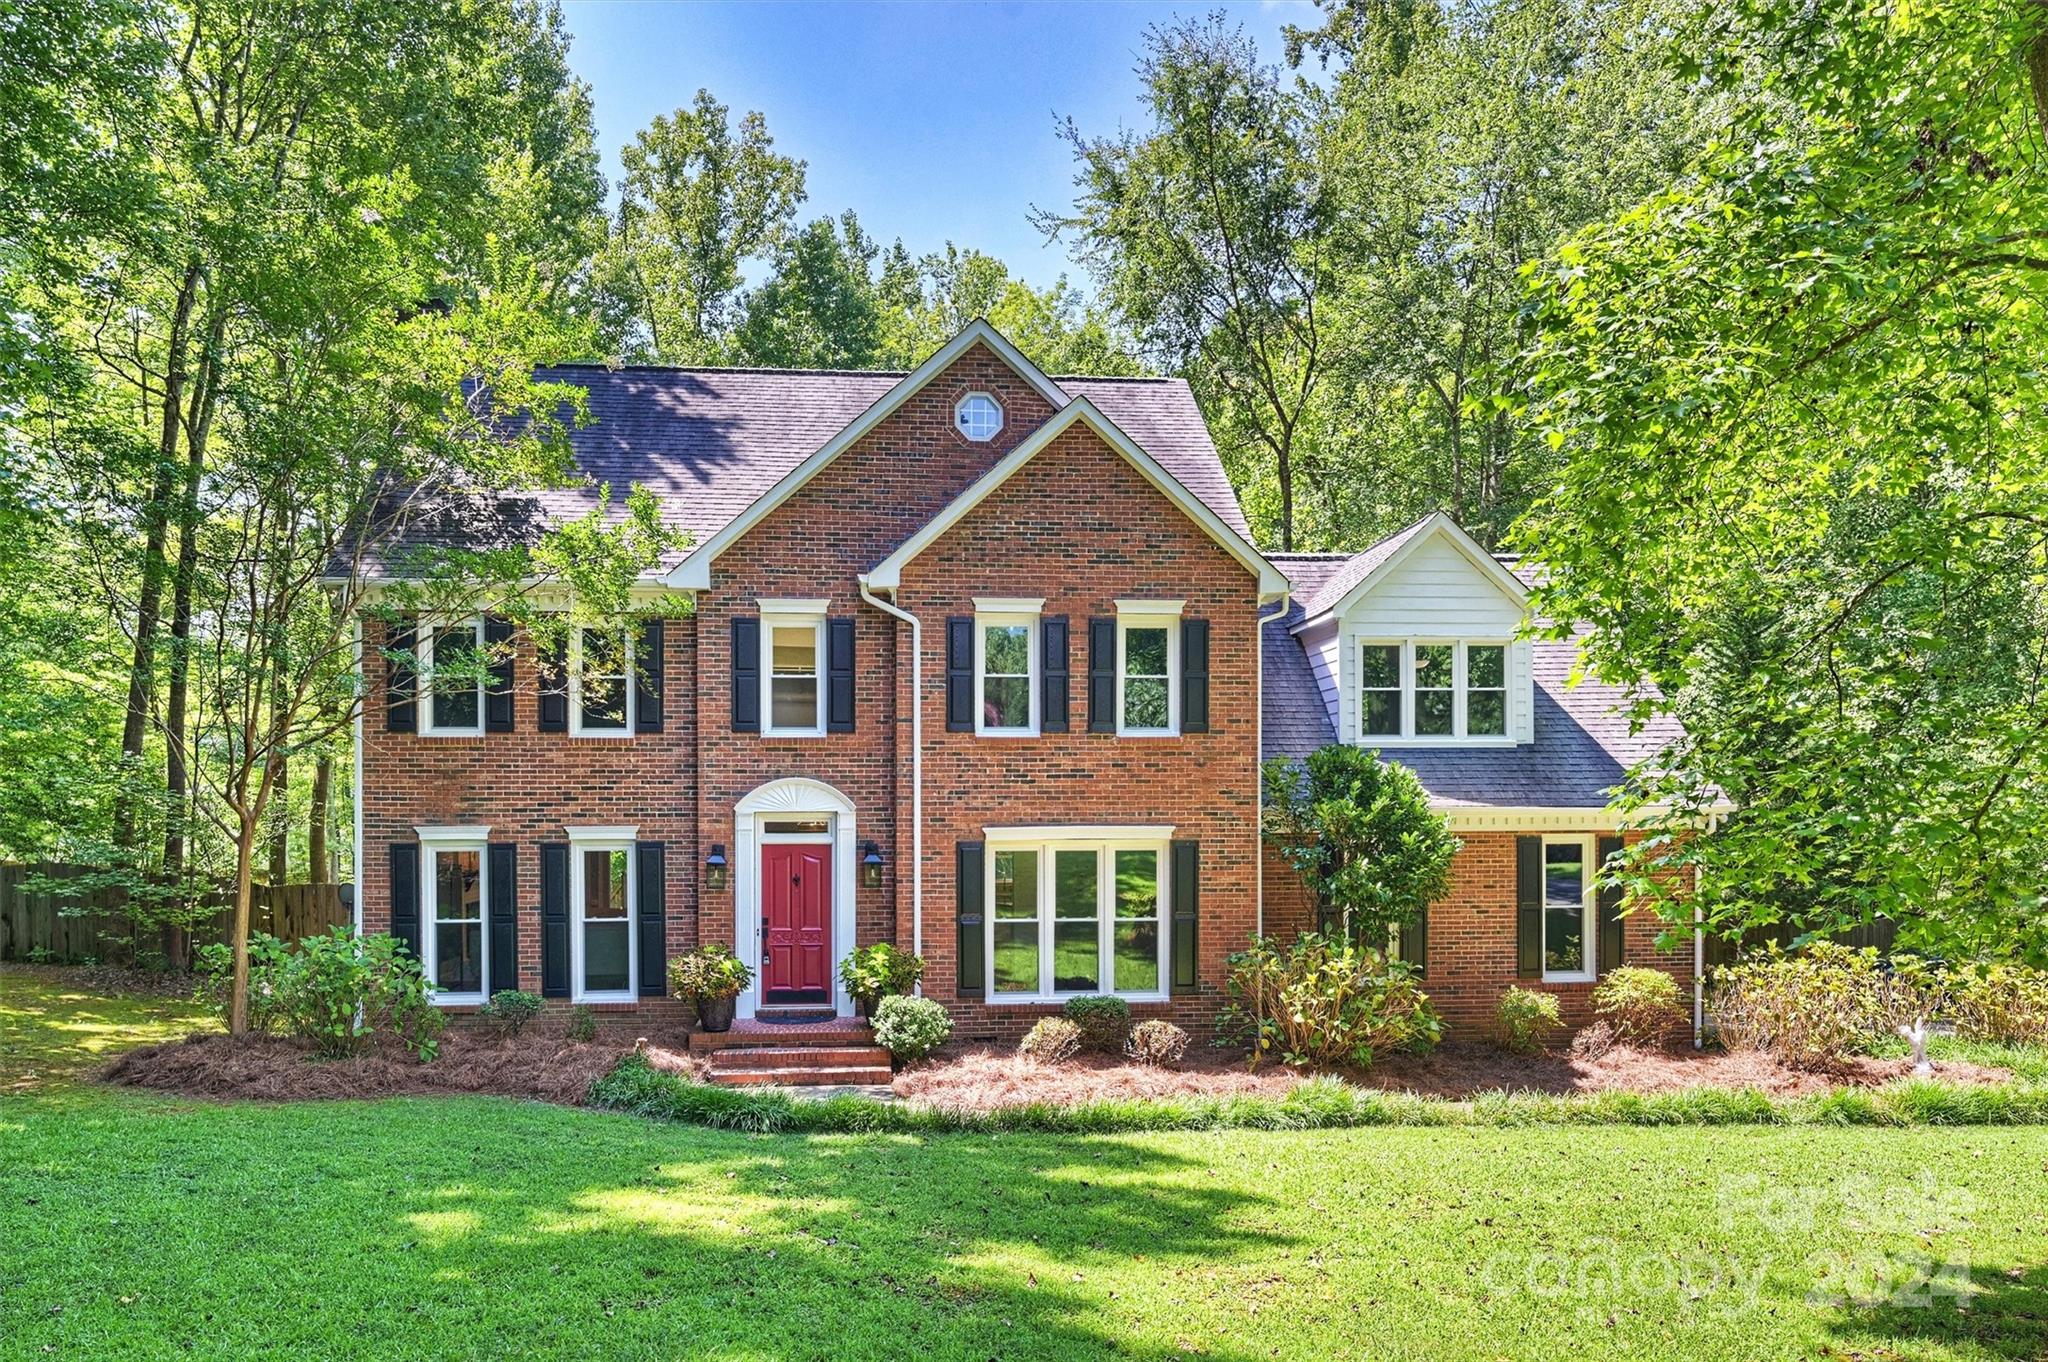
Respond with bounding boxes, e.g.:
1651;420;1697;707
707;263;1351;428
986;832;1170;1000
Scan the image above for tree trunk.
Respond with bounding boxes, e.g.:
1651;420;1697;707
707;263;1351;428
230;817;257;1034
1276;441;1296;551
307;754;332;884
161;319;219;880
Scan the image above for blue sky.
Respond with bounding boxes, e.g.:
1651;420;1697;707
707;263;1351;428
558;1;1317;291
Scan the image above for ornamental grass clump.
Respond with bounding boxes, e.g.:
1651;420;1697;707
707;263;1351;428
1218;931;1442;1069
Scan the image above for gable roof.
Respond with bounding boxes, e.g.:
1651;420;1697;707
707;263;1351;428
865;397;1287;598
665;319;1069;589
1292;512;1528;629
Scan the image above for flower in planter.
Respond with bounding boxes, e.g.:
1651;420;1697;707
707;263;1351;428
668;944;753;1002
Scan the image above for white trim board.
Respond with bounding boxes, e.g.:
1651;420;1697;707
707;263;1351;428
666;320;1069;590
866;396;1289;599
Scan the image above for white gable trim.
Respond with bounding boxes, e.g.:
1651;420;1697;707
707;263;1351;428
1297;512;1529;631
664;320;1069;589
864;397;1288;599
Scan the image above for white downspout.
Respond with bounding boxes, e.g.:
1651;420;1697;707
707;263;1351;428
1253;591;1292;939
1693;861;1706;1049
858;577;923;970
351;613;365;939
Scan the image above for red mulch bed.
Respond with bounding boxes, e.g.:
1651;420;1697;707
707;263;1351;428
101;1027;694;1106
892;1042;2015;1112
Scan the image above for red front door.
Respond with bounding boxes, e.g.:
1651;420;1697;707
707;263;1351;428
761;843;832;1003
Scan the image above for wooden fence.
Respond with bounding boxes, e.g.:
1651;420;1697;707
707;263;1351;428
0;863;352;968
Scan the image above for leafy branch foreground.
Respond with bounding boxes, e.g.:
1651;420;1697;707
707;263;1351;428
587;1053;2048;1136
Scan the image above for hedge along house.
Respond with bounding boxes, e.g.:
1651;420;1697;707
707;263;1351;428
350;319;1703;1044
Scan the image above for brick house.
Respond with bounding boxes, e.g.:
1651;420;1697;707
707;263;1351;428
352;319;1699;1047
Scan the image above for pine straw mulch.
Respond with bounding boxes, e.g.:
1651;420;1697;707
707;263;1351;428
102;1027;706;1106
890;1041;2017;1113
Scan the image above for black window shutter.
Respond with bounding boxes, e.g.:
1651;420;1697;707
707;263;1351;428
827;616;856;733
540;842;570;998
1597;834;1626;974
385;620;417;733
1399;907;1428;977
538;631;568;733
956;841;985;998
635;618;665;733
1040;615;1070;733
487;842;517;994
636;841;666;996
483;614;515;733
731;616;760;733
1180;618;1210;734
945;616;974;732
1086;617;1116;733
1171;839;1200;992
1515;835;1543;978
388;842;420;960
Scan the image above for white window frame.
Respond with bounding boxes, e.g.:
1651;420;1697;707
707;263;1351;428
974;597;1042;737
1115;600;1183;738
983;827;1173;1004
568;825;638;1004
1354;639;1515;746
759;600;827;738
416;825;490;1005
420;616;485;738
1541;833;1597;984
1358;641;1405;738
568;624;634;738
953;390;1004;443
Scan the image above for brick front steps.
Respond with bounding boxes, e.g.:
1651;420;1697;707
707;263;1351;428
687;1017;893;1087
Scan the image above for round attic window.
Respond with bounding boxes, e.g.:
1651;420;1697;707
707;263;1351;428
954;392;1003;442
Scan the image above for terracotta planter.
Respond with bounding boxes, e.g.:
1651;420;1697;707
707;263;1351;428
697;995;737;1033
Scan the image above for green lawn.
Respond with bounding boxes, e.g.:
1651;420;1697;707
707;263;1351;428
4;971;2047;1361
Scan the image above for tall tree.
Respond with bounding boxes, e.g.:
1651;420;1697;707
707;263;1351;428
1516;0;2048;961
599;89;806;362
1039;16;1332;548
736;212;887;369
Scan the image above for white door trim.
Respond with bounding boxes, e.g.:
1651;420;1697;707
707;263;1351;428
732;777;858;1019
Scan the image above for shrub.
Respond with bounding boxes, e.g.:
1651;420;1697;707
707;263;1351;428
838;943;925;1007
1063;995;1132;1053
1594;966;1685;1045
1569;1018;1618;1061
1126;1019;1190;1067
1218;931;1442;1069
1948;963;2048;1045
197;929;442;1060
873;994;952;1061
195;934;290;1034
564;1005;597;1043
1496;987;1563;1055
667;943;752;1003
479;989;543;1037
1711;942;1936;1069
1018;1017;1083;1065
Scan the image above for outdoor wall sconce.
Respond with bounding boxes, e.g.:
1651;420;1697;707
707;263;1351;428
860;840;884;889
705;844;728;891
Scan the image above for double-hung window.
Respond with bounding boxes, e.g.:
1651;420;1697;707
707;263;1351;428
759;601;827;737
569;827;636;1002
422;618;484;736
571;626;632;735
1354;640;1511;742
975;598;1040;736
418;828;488;1002
1541;835;1595;982
986;831;1170;1001
1116;601;1181;737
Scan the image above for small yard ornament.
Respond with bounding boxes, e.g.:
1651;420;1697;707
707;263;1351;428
1897;1017;1934;1078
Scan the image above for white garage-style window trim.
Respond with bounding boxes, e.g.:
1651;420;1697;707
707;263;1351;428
568;825;638;1003
984;826;1173;1003
421;616;485;737
759;599;827;737
1115;599;1182;737
416;825;490;1003
1355;639;1513;744
570;624;634;736
954;391;1004;442
975;596;1042;736
1541;833;1596;983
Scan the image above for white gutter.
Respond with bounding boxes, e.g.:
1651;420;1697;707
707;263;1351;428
1253;591;1292;938
1693;862;1706;1049
858;577;924;970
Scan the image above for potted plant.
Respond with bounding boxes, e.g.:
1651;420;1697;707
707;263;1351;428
668;943;752;1033
837;942;925;1017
